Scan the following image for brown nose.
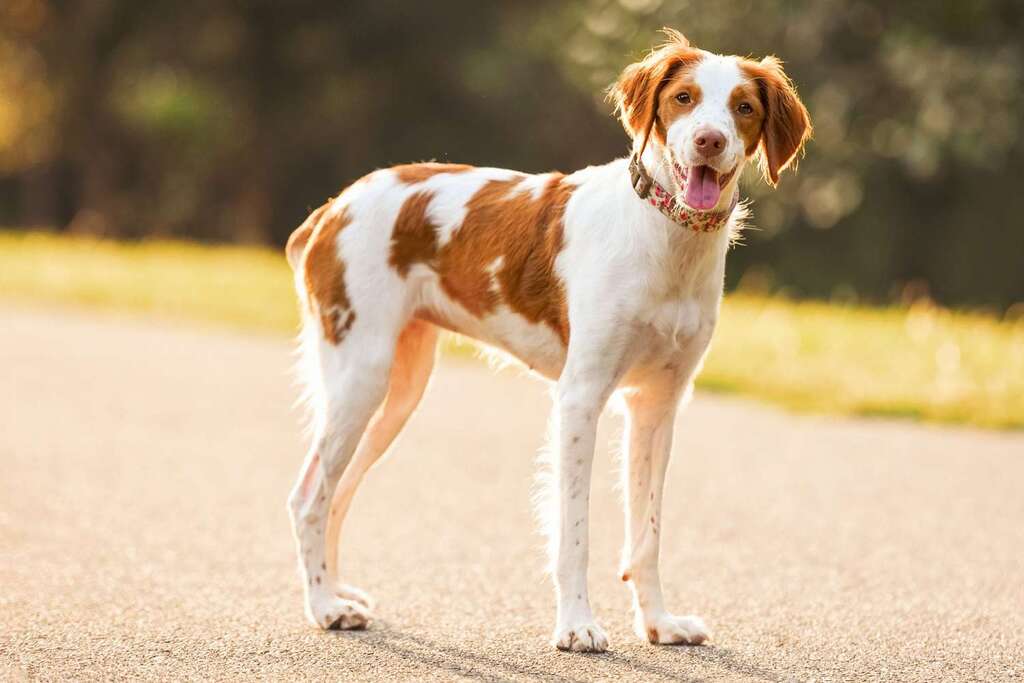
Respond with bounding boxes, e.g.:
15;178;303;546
694;129;726;158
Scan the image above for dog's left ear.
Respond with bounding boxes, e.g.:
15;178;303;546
749;56;812;186
609;29;696;147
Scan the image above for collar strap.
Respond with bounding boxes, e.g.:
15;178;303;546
629;153;738;233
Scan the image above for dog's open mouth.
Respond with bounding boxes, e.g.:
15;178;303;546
683;165;736;211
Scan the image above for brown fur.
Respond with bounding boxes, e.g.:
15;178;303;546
608;28;704;147
389;175;574;345
303;208;356;345
728;81;766;156
654;67;704;141
389;190;438;277
739;57;812;185
393;162;474;185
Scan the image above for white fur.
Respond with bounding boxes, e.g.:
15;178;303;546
286;51;756;651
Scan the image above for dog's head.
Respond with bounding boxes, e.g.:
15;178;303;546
609;29;812;210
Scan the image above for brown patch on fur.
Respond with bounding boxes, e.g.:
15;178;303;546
647;627;660;644
729;81;766;156
303;208;356;344
447;176;573;343
608;28;704;146
390;175;575;345
390;191;439;277
738;57;812;185
393;162;474;185
655;69;703;142
621;570;631;582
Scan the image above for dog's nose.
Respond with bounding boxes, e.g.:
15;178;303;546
693;129;726;159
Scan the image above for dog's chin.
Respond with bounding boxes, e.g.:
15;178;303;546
681;164;737;212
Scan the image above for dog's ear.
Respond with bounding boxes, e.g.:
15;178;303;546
608;29;697;146
748;56;812;186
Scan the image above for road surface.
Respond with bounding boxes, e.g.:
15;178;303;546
2;305;1022;681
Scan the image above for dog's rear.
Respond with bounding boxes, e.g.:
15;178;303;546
285;181;443;629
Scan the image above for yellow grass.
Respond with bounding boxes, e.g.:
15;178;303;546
2;230;1021;429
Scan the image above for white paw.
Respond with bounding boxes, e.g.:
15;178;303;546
306;595;372;631
553;622;609;652
639;613;710;645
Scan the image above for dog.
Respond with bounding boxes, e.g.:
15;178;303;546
284;29;811;652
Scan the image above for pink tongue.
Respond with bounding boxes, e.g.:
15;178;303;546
685;166;721;211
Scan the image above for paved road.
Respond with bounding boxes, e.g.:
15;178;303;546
1;305;1022;682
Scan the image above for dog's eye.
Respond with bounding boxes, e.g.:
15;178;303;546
675;92;691;105
737;102;753;115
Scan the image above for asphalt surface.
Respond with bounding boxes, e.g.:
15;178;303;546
1;304;1022;682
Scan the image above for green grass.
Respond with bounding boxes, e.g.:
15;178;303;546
2;230;1022;430
0;230;297;334
706;295;1024;429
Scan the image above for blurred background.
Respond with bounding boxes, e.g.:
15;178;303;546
1;0;1021;312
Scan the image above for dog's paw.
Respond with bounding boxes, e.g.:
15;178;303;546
639;613;710;645
552;622;609;652
306;596;372;631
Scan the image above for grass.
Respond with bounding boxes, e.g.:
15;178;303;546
2;229;1022;430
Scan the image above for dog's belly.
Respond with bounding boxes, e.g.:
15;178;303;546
416;300;567;380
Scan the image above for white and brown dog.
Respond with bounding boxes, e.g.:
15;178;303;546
285;30;810;652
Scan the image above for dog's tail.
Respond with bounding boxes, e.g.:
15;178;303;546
286;204;328;270
285;202;333;445
285;224;313;271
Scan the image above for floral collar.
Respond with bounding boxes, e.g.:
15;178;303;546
628;153;739;233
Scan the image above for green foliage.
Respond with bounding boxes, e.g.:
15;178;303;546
113;70;227;142
3;230;1021;429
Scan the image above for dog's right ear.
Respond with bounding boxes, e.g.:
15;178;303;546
608;28;697;145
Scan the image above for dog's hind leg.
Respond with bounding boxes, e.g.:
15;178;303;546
322;318;439;610
287;317;405;630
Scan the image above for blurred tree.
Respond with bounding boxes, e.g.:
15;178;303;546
0;0;1021;309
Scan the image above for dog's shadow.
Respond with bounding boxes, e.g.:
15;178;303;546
328;622;786;682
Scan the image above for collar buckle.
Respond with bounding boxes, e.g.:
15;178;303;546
629;153;653;199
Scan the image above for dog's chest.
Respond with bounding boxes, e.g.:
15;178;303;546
626;236;725;349
634;294;716;351
642;298;703;341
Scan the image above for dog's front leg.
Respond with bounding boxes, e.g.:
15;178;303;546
549;350;623;652
621;372;710;645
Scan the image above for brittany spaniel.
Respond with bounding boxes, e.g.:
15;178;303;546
284;29;811;652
